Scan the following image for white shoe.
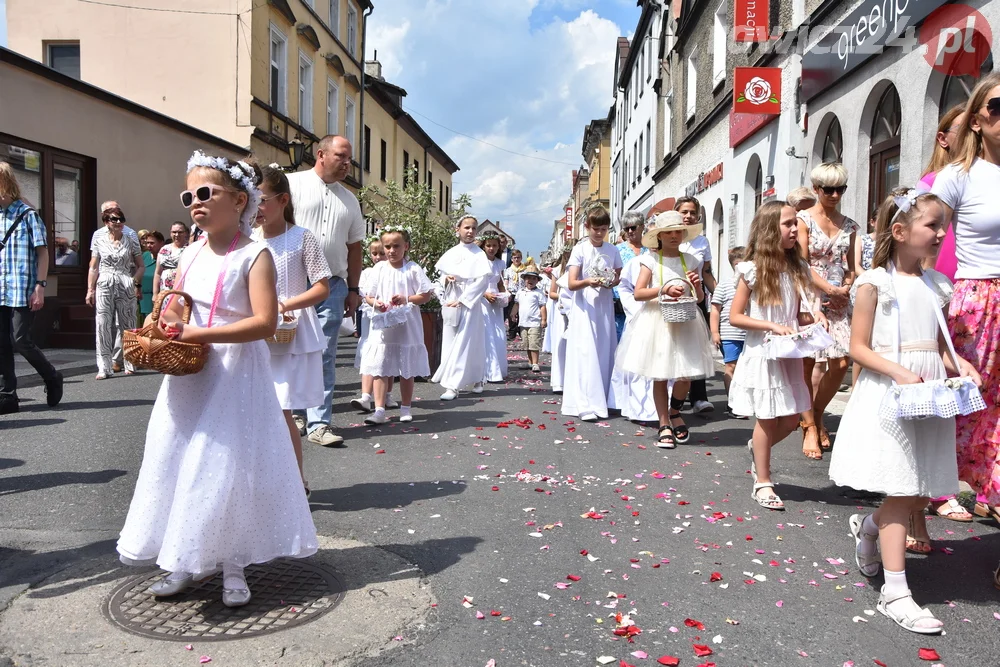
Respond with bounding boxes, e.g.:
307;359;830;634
552;386;562;394
399;408;413;423
440;389;458;401
364;410;388;425
531;364;540;373
385;397;398;408
580;412;599;422
351;396;373;412
693;400;715;413
472;382;484;394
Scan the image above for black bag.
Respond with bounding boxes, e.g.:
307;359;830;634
0;207;35;251
613;296;625;317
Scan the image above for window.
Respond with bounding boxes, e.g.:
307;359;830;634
269;26;288;114
639;44;644;94
638;134;643;179
46;42;80;79
403;150;409;186
329;0;340;37
326;79;339;135
635;63;640;103
380;139;387;181
752;161;763;212
298;52;313;131
427;169;433;187
445;186;450;213
686;53;697;120
821;116;843;163
633;142;638;182
940;53;994;117
713;3;726;87
646;31;652;82
363;125;371;172
347;2;358;58
439;180;444;212
868;85;902;216
414;160;419;183
344;95;356;145
645;120;651;172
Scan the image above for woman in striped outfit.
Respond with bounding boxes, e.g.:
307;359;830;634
85;206;144;379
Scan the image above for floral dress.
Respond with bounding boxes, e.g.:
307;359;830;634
157;244;185;291
800;210;858;361
859;233;875;272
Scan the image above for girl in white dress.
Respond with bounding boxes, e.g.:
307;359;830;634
478;231;509;383
563;207;622;421
547;245;573;394
616;212;715;447
829;188;980;635
610;255;659;424
117;152;317;608
360;226;435;424
729;201;819;511
253;165;332;492
432;215;494;400
352;239;397;412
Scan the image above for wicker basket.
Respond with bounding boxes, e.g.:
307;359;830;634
267;315;299;344
658;279;699;323
123;290;209;376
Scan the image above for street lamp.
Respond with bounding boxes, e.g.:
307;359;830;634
286;135;315;172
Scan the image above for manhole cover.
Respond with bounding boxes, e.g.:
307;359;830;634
102;559;344;642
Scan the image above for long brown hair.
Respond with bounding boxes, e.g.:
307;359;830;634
924;105;966;175
952;72;1000;172
871;187;944;269
743;200;812;305
260;164;295;224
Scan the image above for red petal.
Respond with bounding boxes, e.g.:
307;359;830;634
745;535;753;541
684;618;706;631
693;644;713;657
677;500;690;505
375;449;386;454
580;550;589;556
709;572;723;582
620;662;636;667
918;648;941;661
874;661;887;667
491;486;499;491
490;610;501;616
567;574;582;581
657;657;680;666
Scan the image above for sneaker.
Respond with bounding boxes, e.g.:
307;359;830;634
531;364;540;373
364;410;388;425
472;382;484;394
307;425;344;447
351;396;373;412
692;400;715;414
385;396;398;409
399;407;412;423
0;397;19;415
724;407;749;420
45;372;64;407
293;414;307;436
440;389;458;401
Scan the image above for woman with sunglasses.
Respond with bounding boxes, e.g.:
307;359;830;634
796;162;858;460
153;222;190;301
85;206;144;379
932;74;1000;585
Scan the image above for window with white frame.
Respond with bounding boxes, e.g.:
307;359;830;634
329;0;340;37
635;62;640;103
347;2;358;57
646;31;652;82
269;25;288;115
712;3;726;87
645;120;651;171
298;52;313;131
326;79;339;136
345;95;356;146
686;53;697;120
639;43;644;92
633;142;638;182
638;133;643;177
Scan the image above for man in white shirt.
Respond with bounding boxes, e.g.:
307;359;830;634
90;200;139;371
676;196;718;414
288;135;366;447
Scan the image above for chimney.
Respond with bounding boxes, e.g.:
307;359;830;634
365;59;383;81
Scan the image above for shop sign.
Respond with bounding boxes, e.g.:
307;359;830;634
685;164;725;197
733;67;781;114
734;0;769;42
565;205;574;234
729;110;776;149
801;0;941;101
728;206;738;248
761;187;777;202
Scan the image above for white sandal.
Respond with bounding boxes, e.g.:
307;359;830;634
751;482;785;511
877;588;943;634
848;513;881;577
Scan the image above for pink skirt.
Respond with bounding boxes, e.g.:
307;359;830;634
949;278;1000;505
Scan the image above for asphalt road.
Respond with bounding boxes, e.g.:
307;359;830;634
2;340;999;667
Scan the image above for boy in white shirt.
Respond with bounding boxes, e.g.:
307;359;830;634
511;271;548;372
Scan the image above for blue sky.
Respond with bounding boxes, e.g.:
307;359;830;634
367;0;640;258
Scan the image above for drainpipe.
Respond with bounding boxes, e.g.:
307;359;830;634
359;3;374;188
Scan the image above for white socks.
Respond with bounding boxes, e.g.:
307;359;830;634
360;392;372;402
372;407;386;420
223;562;247;590
857;514;879;560
400;405;411;419
883;568;909;598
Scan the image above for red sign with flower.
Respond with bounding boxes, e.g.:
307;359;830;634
733;67;781;115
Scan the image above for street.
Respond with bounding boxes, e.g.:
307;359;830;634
1;341;998;667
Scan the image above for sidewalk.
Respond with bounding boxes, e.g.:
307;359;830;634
14;348;96;388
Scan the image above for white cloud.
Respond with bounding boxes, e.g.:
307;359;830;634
366;1;633;256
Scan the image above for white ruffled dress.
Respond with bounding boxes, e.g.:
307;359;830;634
354;264;377;369
829;268;959;497
483;257;510;382
359;260;433;379
728;261;812;419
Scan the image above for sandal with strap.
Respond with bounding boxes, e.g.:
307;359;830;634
800;421;823;460
656;425;676;449
819;425;832;450
906;514;932;554
929;497;973;522
849;514;881;577
751;482;785;511
876;588;943;634
746;439;757;482
669;411;690;443
974;502;1000;522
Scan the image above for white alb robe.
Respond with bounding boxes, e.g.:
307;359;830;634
549;267;572;392
431;242;493;391
610;257;657;422
483;257;509;382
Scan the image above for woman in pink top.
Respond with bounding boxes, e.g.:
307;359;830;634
922;105;966;282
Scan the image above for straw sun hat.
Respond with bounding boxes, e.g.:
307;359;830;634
641;210;703;249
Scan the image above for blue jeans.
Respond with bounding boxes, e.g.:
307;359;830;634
301;277;347;433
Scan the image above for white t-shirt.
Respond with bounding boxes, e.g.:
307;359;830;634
932;159;1000;279
679;234;711;279
287;170;366;280
516;287;547;327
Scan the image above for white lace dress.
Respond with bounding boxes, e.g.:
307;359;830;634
354;265;377;369
359;260;432;379
728;261;812;419
253;225;332;410
829;268;959;497
117;240;318;574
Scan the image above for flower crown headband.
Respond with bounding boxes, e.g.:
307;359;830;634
379;223;413;237
890;186;931;224
477;230;502;242
186;150;262;232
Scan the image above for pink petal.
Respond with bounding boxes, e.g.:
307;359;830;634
199;658;212;665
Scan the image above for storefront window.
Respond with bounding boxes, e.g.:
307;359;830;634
940;53;995;117
821;117;843;163
868;85;901;217
752;162;763;212
53;164;82;267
